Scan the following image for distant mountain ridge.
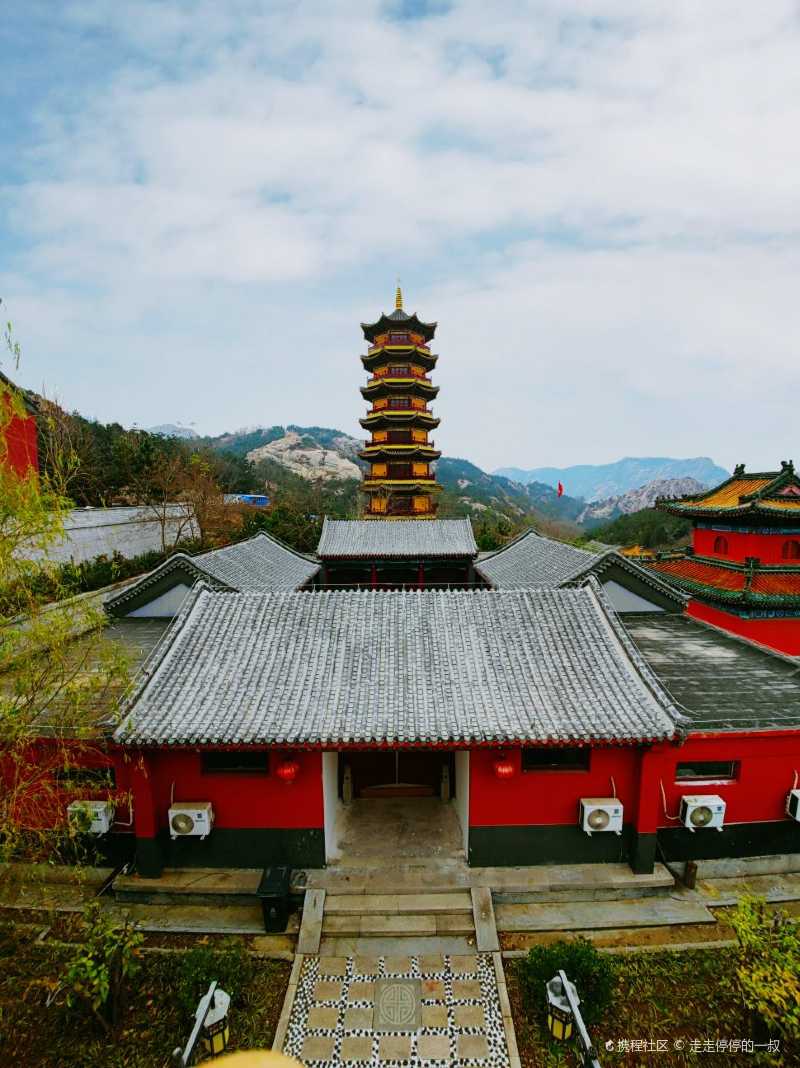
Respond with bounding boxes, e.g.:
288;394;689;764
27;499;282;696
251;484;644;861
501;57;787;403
146;423;199;439
494;456;729;502
577;477;707;527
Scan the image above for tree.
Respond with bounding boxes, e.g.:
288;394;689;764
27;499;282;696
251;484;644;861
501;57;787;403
131;453;195;553
0;318;129;867
179;453;243;549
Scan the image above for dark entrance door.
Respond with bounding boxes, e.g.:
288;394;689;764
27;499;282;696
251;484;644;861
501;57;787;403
340;750;453;799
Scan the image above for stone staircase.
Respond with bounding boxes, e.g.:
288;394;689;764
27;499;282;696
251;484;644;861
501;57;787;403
293;884;504;957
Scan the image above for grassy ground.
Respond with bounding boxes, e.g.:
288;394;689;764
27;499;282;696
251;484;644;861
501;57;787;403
506;947;796;1068
0;920;290;1068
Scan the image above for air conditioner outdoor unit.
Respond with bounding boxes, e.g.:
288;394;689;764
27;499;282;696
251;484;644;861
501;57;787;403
786;789;800;822
67;799;114;836
579;797;623;836
169;802;214;840
680;794;725;832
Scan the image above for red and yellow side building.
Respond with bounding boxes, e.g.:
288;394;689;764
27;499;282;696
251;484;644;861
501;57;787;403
645;462;800;655
359;288;442;518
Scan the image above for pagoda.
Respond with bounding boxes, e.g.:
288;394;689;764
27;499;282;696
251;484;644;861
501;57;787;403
643;461;800;654
358;288;442;518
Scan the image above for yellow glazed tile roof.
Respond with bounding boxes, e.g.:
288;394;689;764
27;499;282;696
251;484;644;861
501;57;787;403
679;477;773;510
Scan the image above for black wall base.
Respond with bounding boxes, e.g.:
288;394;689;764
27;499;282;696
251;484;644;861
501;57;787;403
135;827;325;876
468;823;636;868
657;820;800;862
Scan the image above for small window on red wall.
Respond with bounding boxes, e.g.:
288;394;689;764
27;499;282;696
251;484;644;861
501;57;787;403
522;747;590;771
782;539;800;560
675;760;738;782
202;751;270;774
713;535;729;555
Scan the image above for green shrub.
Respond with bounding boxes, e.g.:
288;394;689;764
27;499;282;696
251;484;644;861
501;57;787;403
729;896;800;1044
175;938;255;1020
518;937;614;1030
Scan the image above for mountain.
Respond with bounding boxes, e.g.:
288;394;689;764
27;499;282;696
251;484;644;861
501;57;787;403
577;477;707;527
493;457;729;502
245;429;362;482
199;425;583;528
146;423;199;439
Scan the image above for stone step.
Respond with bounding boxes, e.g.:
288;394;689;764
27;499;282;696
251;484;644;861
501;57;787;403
322;912;475;937
114;866;306;906
324;891;473;915
693;872;800;908
495;894;715;933
319;934;477;957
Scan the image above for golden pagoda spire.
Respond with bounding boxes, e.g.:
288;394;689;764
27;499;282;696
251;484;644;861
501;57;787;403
395;281;403;310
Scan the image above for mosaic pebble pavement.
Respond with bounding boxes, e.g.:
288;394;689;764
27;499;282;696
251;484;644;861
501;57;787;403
283;953;511;1068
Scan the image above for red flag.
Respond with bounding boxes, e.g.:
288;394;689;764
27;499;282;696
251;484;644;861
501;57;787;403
557;481;564;497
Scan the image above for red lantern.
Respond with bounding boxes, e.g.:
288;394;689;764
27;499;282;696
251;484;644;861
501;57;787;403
493;754;516;780
276;759;300;784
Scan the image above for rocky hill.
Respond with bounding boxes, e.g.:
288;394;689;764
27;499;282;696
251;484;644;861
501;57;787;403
494;456;728;501
245;429;362;481
577;477;706;528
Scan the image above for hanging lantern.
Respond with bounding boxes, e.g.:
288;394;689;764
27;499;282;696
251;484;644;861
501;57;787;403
276;758;300;784
493;753;516;779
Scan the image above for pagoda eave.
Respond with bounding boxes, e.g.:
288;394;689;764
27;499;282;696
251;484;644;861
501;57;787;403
360;413;440;430
362;348;437;371
361;381;439;399
362;479;443;492
359;446;441;462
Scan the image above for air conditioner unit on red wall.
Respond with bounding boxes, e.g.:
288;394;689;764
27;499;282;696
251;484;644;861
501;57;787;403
169;802;214;840
579;797;623;836
680;794;725;832
787;789;800;822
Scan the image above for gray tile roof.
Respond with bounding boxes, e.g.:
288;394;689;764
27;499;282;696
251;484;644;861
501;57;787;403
623;613;800;731
475;531;685;607
104;532;319;613
476;531;598;588
114;584;684;747
317;518;477;559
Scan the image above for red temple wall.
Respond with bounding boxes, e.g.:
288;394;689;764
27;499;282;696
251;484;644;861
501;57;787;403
140;748;324;832
688;599;800;656
2;403;38;477
469;736;800;833
693;527;800;564
649;733;800;832
0;740;130;832
468;747;638;827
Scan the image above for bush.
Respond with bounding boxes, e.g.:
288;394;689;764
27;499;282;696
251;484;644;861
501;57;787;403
175;938;256;1020
518;937;614;1030
729;896;800;1044
63;902;143;1032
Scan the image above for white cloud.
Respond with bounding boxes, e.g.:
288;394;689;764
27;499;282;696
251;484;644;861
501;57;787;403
3;0;800;471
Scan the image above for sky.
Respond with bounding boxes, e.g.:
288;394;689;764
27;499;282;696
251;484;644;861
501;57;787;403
1;1;799;473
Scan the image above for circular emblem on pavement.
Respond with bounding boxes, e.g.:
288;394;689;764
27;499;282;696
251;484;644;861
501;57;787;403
378;982;416;1026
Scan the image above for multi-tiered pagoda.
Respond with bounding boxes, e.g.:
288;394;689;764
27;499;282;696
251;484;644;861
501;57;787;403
644;462;800;654
358;288;442;518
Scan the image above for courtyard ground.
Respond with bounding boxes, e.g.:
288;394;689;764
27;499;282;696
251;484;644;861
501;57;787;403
506;947;795;1068
0;919;289;1068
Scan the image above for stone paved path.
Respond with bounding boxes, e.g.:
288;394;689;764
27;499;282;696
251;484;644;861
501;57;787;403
282;952;512;1067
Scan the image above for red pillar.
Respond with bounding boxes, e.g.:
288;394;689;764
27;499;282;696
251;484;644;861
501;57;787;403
371;562;378;589
129;751;163;877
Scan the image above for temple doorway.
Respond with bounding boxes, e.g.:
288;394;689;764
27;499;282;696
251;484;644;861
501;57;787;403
323;750;469;863
335;797;464;861
340;749;453;799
